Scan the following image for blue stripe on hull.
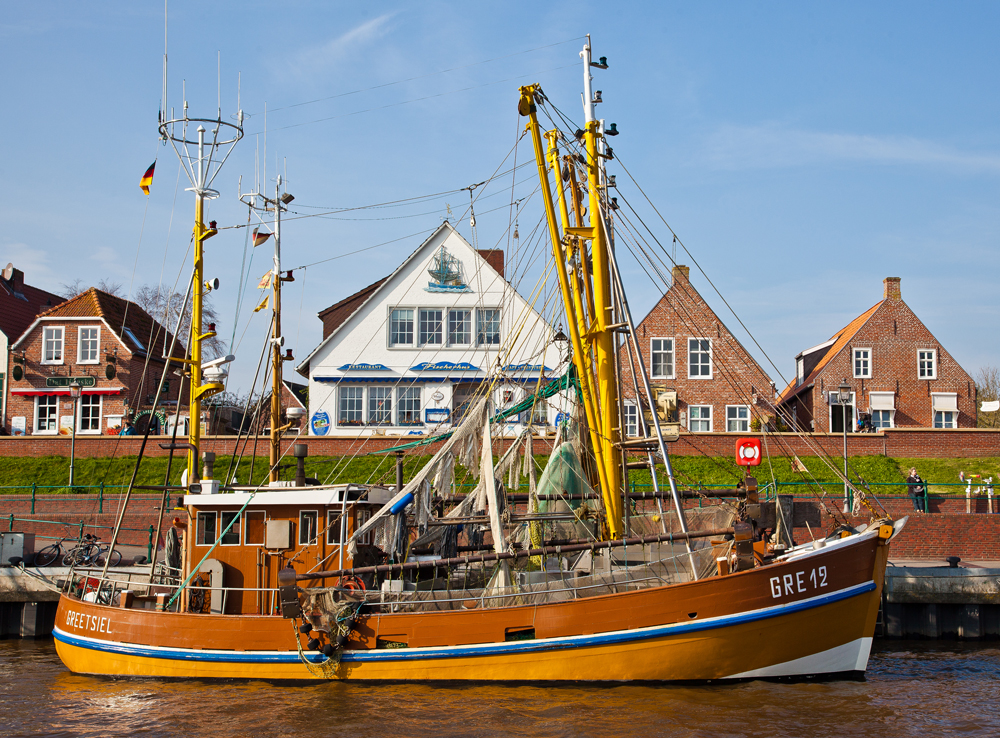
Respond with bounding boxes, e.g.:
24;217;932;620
54;581;876;665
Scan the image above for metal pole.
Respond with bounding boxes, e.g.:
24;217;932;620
843;399;849;514
69;396;78;488
188;125;207;484
269;178;283;483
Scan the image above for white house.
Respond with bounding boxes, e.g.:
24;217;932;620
296;223;571;437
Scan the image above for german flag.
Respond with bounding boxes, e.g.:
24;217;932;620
252;228;272;247
139;161;156;195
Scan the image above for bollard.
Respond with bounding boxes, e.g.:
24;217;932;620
147;524;155;565
99;482;104;514
7;513;12;531
79;520;85;540
31;483;36;514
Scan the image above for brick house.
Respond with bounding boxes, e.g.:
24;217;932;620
619;265;775;435
6;288;187;436
0;264;64;430
777;277;976;432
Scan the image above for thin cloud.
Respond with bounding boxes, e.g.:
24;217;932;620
285;13;400;77
701;123;1000;173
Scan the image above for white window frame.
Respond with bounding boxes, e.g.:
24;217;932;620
650;338;674;379
623;402;640;438
77;325;100;364
447;308;472;347
853;348;872;379
918;349;937;380
42;326;65;365
828;391;856;433
356;508;373;545
299;510;319;546
726;405;749;433
78;394;102;434
397;386;423;426
871;409;893;429
34;395;59;434
476;308;501;346
688;405;712;432
337;386;365;427
687;338;713;379
417;308;443;346
388;307;415;347
368;386;392;426
934;411;956;429
219;511;241;546
326;509;344;545
196;511;217;547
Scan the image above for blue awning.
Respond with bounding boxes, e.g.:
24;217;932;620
410;361;481;372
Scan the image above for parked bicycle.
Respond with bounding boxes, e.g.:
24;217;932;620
33;534;80;567
62;534;123;567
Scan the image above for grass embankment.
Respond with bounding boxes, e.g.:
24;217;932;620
1;453;996;496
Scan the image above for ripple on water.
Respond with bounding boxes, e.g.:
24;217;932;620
1;641;998;738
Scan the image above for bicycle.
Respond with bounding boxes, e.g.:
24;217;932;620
62;534;123;567
34;534;81;567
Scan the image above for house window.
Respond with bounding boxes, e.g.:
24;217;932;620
338;386;364;426
299;510;319;545
196;511;217;546
688;405;712;432
448;309;471;346
418;309;443;345
853;348;871;379
934;411;956;429
79;394;101;432
688;338;712;378
651;338;674;379
389;308;414;346
397;387;422;426
42;326;64;364
623;402;639;437
726;405;749;432
476;308;501;346
78;326;100;364
35;396;59;432
871;410;893;429
220;511;241;546
530;398;548;426
918;349;937;379
327;509;344;545
368;386;392;425
356;509;373;545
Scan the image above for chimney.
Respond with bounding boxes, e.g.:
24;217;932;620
478;249;504;278
7;266;24;294
671;265;690;283
883;277;901;301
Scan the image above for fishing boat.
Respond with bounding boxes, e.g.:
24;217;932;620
51;38;901;682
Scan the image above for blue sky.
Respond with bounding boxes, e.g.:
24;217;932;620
2;1;999;394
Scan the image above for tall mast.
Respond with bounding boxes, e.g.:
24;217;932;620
159;96;243;485
269;176;284;484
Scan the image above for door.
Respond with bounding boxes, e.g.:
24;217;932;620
830;403;854;433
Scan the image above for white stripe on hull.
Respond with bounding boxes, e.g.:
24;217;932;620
724;637;873;679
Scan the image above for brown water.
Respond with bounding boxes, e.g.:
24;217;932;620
1;640;997;737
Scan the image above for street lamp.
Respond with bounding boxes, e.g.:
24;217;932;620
68;381;82;489
838;378;851;513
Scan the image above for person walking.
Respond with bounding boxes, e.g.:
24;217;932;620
906;467;925;512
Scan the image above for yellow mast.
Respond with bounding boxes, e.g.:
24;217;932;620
268;179;286;484
519;85;622;538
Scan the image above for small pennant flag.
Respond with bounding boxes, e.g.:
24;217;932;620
252;228;272;247
253;295;269;313
257;272;273;290
139;161;156;195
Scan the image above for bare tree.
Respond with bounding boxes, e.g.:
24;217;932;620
132;284;225;359
61;277;124;298
976;365;1000;428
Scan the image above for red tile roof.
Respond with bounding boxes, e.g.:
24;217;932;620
318;277;388;339
29;288;187;361
777;301;882;403
0;271;64;344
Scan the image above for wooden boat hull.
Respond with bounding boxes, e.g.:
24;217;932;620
52;527;892;682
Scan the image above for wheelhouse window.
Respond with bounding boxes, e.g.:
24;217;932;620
688;338;712;379
689;405;712;432
42;326;64;364
651;338;674;379
623;402;639;437
726;405;749;433
79;394;101;432
418;309;443;346
918;349;937;379
35;396;59;432
389;308;414;347
368;386;392;425
327;509;344;545
397;387;422;426
476;308;501;346
338;386;364;426
299;510;319;545
853;348;871;379
196;511;217;546
78;326;99;364
448;309;471;346
220;511;241;546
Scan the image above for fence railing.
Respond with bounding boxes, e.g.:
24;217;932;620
4;514;157;562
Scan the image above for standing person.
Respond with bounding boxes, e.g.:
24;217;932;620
906;467;925;513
